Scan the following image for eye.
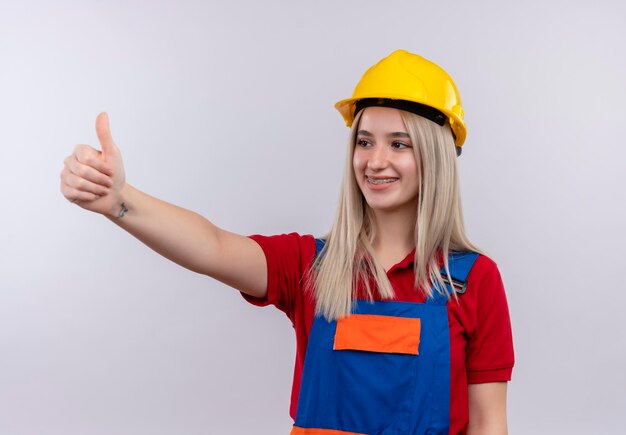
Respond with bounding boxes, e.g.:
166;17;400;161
391;141;411;150
356;138;372;147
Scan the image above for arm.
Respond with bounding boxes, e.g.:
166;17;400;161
60;112;267;298
463;258;514;434
467;382;508;435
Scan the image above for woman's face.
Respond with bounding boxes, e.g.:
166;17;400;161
352;106;420;216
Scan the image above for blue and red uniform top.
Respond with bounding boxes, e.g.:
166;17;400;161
242;233;514;435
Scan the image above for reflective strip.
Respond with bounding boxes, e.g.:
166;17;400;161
334;314;421;355
291;426;367;435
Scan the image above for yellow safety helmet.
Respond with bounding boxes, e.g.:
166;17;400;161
335;49;467;149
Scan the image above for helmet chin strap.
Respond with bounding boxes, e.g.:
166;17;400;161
354;98;447;126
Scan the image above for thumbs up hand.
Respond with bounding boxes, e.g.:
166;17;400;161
60;112;127;217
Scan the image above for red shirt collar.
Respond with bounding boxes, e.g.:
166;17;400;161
386;248;447;275
386;248;416;274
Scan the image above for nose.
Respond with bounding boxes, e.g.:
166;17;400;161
367;144;389;170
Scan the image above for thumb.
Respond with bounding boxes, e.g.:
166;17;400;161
95;112;118;161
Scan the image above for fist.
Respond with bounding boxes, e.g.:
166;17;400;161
60;112;127;217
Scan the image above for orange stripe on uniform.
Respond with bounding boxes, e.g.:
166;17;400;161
334;314;421;355
291;426;367;435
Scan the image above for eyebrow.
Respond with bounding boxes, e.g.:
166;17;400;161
357;130;411;139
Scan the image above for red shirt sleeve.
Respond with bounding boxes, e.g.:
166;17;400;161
463;256;515;383
240;232;316;322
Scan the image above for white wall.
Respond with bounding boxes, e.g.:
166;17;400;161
1;0;624;433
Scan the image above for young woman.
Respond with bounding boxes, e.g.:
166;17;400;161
60;50;514;435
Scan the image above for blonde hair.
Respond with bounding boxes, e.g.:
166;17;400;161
309;110;481;320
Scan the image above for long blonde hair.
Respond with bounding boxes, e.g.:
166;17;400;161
310;109;481;320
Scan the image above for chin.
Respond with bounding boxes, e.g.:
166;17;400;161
366;201;403;213
364;196;417;215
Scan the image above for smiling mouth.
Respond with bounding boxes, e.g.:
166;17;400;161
366;176;399;185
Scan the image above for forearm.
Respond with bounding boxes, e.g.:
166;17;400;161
62;113;267;296
466;420;508;435
467;382;508;435
106;183;220;275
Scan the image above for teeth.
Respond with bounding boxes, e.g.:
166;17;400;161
368;177;397;185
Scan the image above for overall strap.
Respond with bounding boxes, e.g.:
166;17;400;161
316;240;479;296
440;251;480;295
314;238;326;258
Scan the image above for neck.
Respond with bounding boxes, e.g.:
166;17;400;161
371;206;416;255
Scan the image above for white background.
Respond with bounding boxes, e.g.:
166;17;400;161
1;0;625;433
